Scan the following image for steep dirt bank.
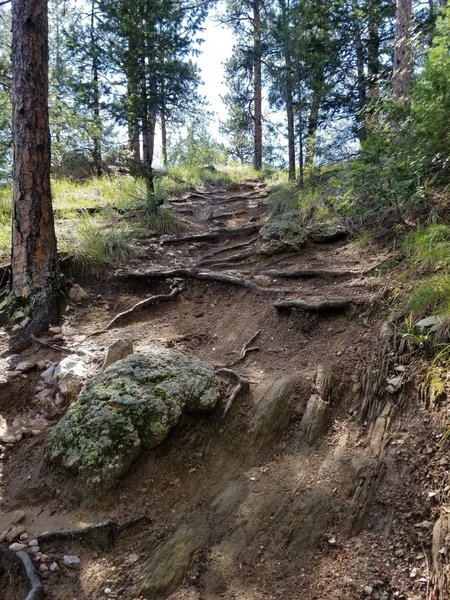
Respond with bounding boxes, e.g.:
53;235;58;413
0;182;447;600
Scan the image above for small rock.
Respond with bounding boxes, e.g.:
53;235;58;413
104;588;112;595
36;361;47;371
48;326;62;335
0;528;10;542
40;553;48;562
41;365;56;385
49;561;59;572
39;563;49;573
29;546;40;556
28;539;39;547
69;284;89;303
363;586;374;596
11;510;26;524
103;339;134;369
20;317;31;328
410;568;418;579
63;554;81;567
19;532;28;541
6;525;26;542
15;361;35;373
9;542;27;552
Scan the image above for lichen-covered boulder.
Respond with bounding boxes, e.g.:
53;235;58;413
47;349;220;489
257;215;307;255
307;222;348;244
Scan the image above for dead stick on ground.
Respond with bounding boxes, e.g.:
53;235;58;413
216;367;250;417
31;335;72;353
229;330;261;366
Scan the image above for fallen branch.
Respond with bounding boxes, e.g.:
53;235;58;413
162;224;261;245
31;335;72;353
229;330;261;366
274;298;354;312
37;515;151;551
106;286;182;330
216;367;250;416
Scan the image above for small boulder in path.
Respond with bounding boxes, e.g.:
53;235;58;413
257;214;307;256
47;348;220;489
307;222;348;244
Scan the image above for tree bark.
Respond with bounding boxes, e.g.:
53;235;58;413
305;75;323;166
393;0;413;105
253;0;263;171
353;8;367;142
161;108;168;169
90;0;102;176
11;0;60;329
367;3;380;100
286;79;296;180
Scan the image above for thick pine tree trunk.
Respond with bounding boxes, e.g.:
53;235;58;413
253;0;263;171
10;0;60;331
393;0;413;105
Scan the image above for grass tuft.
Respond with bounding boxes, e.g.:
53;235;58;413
405;224;450;272
409;274;450;317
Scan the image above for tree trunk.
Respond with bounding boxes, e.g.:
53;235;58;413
253;0;263;171
367;6;380;100
353;8;367;142
161;109;168;169
126;77;140;165
286;80;295;181
11;0;60;330
305;76;323;166
90;0;102;176
393;0;413;105
297;76;304;186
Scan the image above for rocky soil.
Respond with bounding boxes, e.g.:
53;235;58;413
0;181;448;600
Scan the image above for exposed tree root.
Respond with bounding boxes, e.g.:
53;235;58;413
215;367;250;417
197;250;254;268
162;224;261;245
229;330;261;367
266;268;364;280
0;546;43;600
274;298;355;312
200;237;258;259
103;286;182;331
37;515;151;551
119;269;267;292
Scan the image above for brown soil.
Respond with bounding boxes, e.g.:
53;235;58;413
0;182;445;600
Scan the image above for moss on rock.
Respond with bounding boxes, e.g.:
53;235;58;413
257;214;307;256
47;349;220;489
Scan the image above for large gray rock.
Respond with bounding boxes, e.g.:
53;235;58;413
307;222;348;244
257;215;307;256
47;349;220;489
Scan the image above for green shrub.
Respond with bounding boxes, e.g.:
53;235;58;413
409;275;450;317
405;224;450;272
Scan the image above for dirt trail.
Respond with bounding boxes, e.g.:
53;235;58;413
0;182;437;600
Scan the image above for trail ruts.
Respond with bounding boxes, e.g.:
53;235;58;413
162;224;261;245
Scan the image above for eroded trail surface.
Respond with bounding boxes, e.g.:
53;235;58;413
0;182;439;600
